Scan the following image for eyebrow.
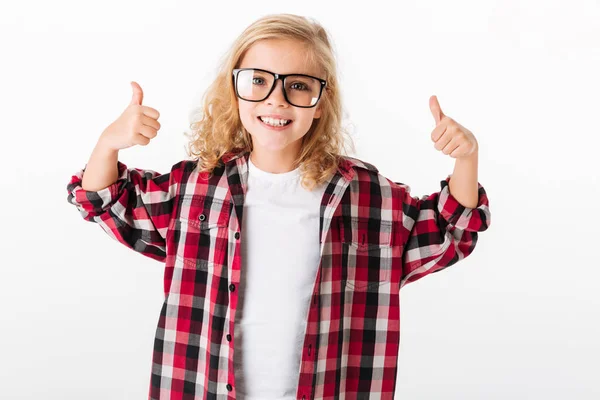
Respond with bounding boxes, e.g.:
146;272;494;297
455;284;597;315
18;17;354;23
240;67;323;79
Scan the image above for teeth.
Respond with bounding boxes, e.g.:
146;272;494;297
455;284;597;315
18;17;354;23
260;116;290;126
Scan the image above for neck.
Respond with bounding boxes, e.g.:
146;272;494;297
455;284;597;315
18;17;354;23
249;148;300;174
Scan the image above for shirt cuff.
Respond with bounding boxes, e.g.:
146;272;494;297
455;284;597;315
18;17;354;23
436;175;491;232
67;160;129;215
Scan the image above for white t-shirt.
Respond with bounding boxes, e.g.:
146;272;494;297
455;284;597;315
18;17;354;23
233;157;327;399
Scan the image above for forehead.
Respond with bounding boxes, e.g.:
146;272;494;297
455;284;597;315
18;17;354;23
239;39;322;77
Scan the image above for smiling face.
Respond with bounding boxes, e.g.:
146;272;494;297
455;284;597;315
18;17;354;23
235;38;325;172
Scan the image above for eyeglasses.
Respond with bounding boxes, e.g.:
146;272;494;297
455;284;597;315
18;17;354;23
232;68;327;108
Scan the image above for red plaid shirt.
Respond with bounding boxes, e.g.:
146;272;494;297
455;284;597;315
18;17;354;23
67;149;491;399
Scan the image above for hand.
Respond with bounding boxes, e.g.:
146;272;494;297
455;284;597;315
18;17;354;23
429;95;478;159
98;81;161;151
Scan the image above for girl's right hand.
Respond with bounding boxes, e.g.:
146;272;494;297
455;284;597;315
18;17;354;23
98;81;161;151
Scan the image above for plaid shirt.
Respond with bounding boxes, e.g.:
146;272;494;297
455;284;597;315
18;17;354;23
66;149;491;399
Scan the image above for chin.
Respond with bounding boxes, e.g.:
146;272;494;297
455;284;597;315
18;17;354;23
249;131;306;151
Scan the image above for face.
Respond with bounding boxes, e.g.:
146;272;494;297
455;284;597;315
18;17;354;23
235;39;324;162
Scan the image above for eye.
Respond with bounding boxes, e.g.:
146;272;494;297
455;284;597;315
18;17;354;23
252;78;266;85
290;82;308;91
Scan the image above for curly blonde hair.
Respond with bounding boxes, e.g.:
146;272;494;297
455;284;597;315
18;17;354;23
185;13;356;191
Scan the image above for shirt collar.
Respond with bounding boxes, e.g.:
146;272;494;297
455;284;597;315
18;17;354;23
220;148;378;182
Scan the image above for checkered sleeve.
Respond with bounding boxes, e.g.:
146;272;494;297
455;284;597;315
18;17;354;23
66;160;178;263
397;175;491;289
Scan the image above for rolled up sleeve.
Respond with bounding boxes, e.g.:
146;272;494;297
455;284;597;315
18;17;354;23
397;175;491;289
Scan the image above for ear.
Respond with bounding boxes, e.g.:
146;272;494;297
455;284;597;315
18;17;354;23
314;106;322;119
314;87;327;119
314;96;325;119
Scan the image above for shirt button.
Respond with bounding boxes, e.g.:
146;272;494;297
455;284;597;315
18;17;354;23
234;232;240;239
226;384;233;391
198;213;206;221
229;284;235;292
226;334;232;341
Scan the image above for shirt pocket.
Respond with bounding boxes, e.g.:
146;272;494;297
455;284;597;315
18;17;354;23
340;216;394;291
173;195;231;271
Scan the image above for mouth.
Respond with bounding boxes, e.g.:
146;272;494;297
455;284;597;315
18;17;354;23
257;116;294;130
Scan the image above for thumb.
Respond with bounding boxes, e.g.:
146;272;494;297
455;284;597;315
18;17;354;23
130;81;143;105
429;95;444;125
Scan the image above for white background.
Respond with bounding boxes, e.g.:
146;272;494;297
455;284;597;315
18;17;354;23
1;0;599;399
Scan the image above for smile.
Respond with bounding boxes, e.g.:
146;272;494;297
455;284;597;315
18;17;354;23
257;116;294;130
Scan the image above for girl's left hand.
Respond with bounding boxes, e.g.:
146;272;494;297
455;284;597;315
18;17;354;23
429;95;478;159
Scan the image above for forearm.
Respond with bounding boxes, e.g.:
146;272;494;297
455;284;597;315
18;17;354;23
448;152;479;208
81;139;120;191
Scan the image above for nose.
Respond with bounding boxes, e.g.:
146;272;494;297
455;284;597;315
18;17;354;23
265;79;289;107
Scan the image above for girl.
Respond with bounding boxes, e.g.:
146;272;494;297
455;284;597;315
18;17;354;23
67;13;491;400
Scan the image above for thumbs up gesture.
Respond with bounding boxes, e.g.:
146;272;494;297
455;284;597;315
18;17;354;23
98;81;161;151
429;95;478;159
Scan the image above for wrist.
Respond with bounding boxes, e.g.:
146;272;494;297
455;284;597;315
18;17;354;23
95;136;119;156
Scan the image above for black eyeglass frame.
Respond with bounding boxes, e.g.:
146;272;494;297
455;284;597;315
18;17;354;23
232;68;327;108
